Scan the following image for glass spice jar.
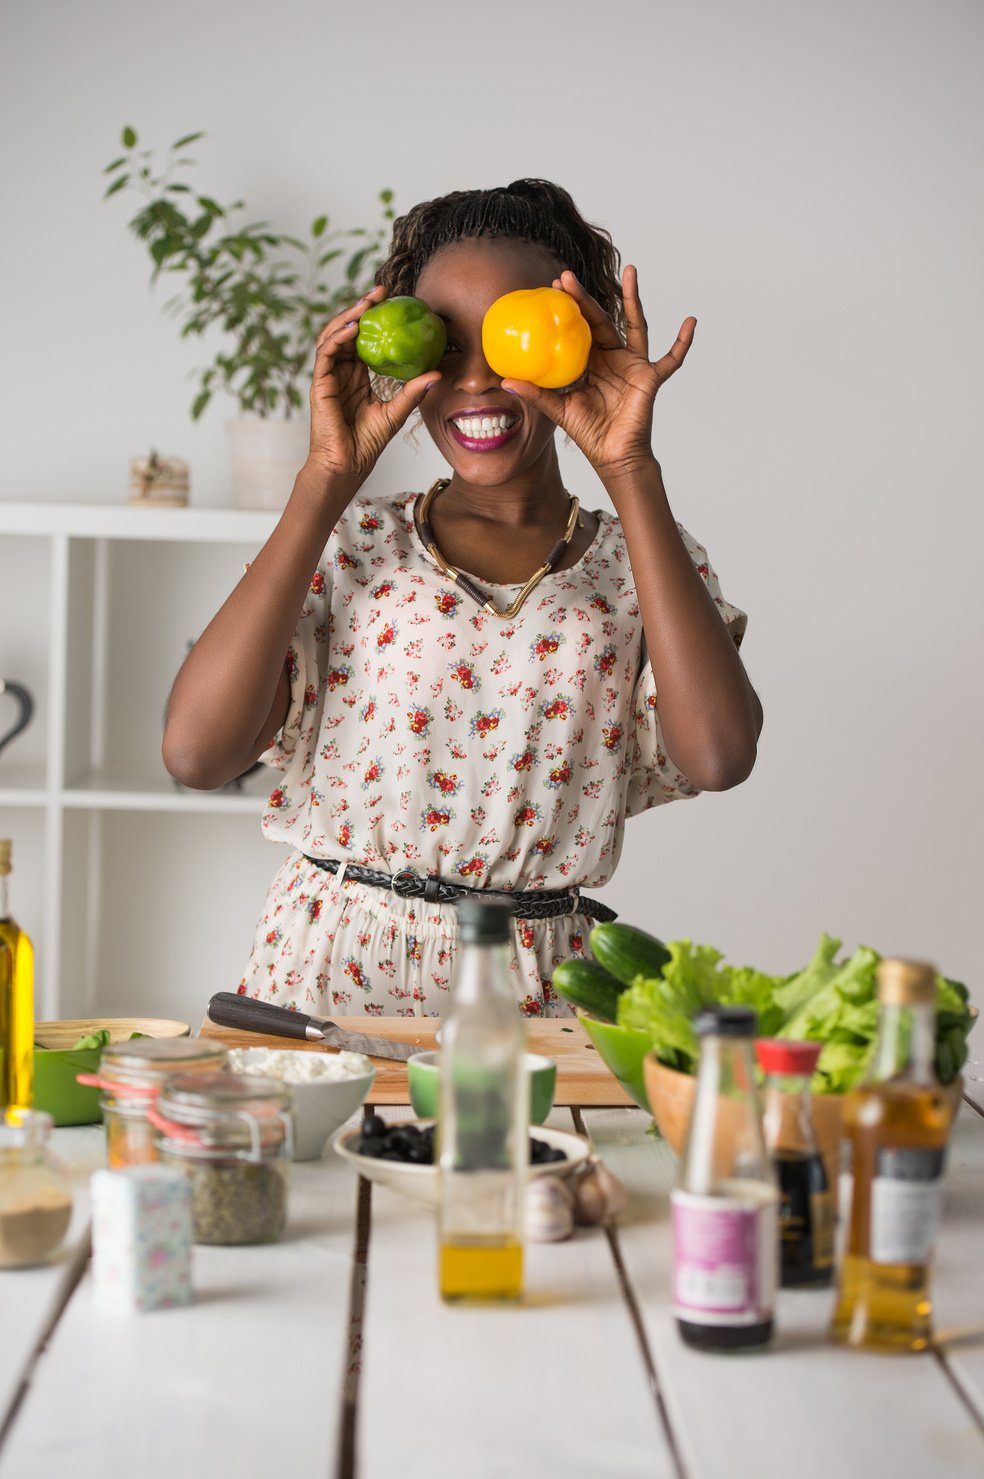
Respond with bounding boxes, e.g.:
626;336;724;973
150;1071;293;1246
78;1038;229;1169
0;1109;73;1269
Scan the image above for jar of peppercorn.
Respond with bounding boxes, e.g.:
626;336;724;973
79;1038;229;1170
149;1071;293;1245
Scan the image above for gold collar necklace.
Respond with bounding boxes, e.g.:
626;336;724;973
415;477;581;622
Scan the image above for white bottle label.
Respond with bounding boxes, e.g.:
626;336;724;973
870;1147;945;1266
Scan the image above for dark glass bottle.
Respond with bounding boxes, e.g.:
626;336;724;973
757;1038;834;1288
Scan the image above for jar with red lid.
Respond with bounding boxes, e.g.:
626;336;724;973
149;1071;293;1245
78;1038;229;1169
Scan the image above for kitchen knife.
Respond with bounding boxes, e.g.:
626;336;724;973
206;991;419;1062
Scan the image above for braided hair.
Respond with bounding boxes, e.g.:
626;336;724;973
376;179;625;338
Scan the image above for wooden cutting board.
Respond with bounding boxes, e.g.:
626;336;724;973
198;1014;632;1107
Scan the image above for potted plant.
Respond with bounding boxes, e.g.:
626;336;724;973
103;126;395;508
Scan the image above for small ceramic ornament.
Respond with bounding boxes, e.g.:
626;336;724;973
129;450;189;507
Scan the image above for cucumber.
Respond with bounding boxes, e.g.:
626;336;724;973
589;922;671;987
553;959;627;1023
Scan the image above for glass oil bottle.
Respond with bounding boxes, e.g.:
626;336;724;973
830;958;950;1352
1;839;35;1112
438;896;527;1302
672;1007;779;1352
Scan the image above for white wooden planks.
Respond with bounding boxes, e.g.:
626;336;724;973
583;1107;984;1479
0;1127;103;1436
0;1122;363;1479
356;1107;679;1479
933;1100;984;1430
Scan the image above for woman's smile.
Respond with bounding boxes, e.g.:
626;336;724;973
447;406;522;451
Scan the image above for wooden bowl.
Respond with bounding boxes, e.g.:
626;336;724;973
644;1055;844;1196
644;1055;964;1206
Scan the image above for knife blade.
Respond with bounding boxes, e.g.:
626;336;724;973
206;991;418;1062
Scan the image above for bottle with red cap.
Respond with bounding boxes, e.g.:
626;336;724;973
756;1038;835;1289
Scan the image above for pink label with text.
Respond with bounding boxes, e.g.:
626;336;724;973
672;1189;777;1325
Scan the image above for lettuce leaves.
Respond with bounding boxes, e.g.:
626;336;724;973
615;932;975;1091
616;940;784;1074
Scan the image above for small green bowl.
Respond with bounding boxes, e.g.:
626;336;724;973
31;1017;192;1126
407;1051;557;1125
32;1046;105;1126
577;1014;653;1112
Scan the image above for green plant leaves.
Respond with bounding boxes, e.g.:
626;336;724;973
103;124;394;419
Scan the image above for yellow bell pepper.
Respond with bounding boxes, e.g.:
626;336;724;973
481;287;592;389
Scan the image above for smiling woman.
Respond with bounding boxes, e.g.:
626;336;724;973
161;179;761;1019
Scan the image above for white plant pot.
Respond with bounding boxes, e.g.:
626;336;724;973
227;414;310;510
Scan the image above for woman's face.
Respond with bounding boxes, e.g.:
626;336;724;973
414;237;565;484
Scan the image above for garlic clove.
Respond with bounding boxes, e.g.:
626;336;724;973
571;1157;629;1226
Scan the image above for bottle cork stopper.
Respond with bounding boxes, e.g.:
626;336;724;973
0;839;11;874
877;957;936;1005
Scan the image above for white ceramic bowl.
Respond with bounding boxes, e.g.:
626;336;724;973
332;1121;591;1207
227;1047;376;1161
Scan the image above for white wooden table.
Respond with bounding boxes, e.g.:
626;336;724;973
3;1077;984;1479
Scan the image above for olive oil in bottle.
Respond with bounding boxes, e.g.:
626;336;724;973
1;839;35;1112
830;959;950;1353
438;897;527;1303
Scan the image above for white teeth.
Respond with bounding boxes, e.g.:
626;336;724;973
451;414;518;440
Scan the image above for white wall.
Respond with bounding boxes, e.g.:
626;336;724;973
1;0;982;1011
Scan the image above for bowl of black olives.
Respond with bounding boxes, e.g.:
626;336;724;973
332;1113;589;1207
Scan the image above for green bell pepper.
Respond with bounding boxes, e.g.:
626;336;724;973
355;295;447;381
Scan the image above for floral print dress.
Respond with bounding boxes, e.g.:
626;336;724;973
237;491;746;1017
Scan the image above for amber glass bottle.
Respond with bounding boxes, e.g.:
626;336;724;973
0;840;35;1112
830;959;950;1352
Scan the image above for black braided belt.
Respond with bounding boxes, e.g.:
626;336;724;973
301;855;618;924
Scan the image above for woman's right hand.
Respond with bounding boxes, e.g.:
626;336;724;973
304;285;442;486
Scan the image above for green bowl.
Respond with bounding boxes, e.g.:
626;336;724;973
32;1046;104;1126
31;1016;192;1126
407;1051;557;1125
577;1014;653;1112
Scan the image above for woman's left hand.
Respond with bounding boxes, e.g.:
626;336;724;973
500;266;695;484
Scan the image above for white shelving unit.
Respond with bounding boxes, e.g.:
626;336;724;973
0;502;284;1024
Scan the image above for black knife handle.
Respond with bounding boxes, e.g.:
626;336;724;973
207;991;313;1040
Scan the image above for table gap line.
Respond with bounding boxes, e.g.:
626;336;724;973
932;1346;984;1440
0;1228;92;1456
961;1093;984;1121
571;1106;689;1479
335;1175;372;1479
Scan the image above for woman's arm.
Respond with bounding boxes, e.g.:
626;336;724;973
162;468;356;790
162;286;442;791
499;265;762;791
602;457;762;791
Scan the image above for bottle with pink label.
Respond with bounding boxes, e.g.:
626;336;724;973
672;1007;779;1352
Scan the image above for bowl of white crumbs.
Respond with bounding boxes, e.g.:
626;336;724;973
227;1047;376;1161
